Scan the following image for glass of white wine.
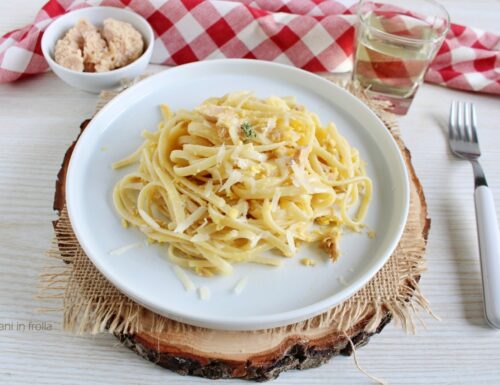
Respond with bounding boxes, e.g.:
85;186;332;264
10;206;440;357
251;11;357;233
353;0;449;114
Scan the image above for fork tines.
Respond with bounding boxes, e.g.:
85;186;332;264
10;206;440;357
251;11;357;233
449;101;478;143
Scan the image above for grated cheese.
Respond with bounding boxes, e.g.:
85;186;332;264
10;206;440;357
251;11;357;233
216;144;225;164
109;241;144;256
174;206;207;233
139;209;161;230
299;143;312;165
219;171;241;192
231;144;242;160
262;117;276;135
237;159;250;169
286;230;296;255
246;149;267;162
204;180;213;198
291;162;310;193
271;190;281;212
112;93;373;279
233;277;248;295
249;233;262;248
191;233;210;243
198;286;211;300
173;266;196;292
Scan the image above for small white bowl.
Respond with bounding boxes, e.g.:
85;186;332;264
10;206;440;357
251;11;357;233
41;7;154;93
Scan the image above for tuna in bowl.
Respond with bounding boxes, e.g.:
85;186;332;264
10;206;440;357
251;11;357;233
41;7;154;93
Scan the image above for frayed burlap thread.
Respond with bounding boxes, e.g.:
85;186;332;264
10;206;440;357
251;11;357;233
40;78;431;337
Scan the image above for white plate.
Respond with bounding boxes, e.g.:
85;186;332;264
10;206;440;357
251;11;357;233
66;59;409;330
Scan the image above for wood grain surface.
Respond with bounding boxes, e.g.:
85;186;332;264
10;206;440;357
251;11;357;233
1;1;500;384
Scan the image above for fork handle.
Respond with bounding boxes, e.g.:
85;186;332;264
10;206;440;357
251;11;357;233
475;185;500;328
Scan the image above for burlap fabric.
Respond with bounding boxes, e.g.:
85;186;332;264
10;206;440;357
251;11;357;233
40;79;432;336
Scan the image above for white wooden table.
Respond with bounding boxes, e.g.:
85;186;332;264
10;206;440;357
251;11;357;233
1;1;499;384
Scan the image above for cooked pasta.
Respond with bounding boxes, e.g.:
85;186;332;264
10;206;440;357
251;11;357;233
112;92;372;276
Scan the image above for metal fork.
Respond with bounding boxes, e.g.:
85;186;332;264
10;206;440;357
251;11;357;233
449;101;500;329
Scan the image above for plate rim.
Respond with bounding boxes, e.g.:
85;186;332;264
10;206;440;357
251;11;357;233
66;59;410;330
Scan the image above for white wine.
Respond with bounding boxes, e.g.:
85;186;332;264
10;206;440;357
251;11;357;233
353;8;447;114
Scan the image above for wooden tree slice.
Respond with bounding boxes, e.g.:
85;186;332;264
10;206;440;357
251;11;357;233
53;119;429;382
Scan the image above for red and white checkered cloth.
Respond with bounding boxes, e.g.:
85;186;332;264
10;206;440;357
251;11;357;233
0;0;498;94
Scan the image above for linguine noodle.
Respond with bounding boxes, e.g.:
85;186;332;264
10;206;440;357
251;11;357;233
112;92;372;276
